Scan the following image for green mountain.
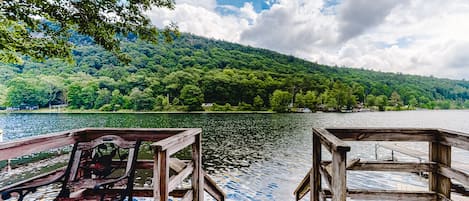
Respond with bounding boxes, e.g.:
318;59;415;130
1;33;469;111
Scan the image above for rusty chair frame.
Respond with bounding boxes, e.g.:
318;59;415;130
0;128;226;201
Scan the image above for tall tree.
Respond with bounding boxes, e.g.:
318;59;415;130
376;95;388;111
270;90;292;112
6;77;48;107
129;88;154;110
180;85;204;111
110;89;124;111
303;91;318;110
0;0;178;63
365;94;376;107
253;95;264;110
94;89;112;109
67;84;82;109
41;76;65;108
389;91;403;109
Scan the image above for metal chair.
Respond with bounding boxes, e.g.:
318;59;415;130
1;135;141;201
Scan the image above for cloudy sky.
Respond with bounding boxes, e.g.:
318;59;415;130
148;0;469;80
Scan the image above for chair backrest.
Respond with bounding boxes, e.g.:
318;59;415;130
67;135;139;181
59;135;141;200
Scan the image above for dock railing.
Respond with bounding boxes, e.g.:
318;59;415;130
0;128;226;201
294;128;469;201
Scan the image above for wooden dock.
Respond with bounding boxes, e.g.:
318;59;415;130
0;128;226;201
294;128;469;201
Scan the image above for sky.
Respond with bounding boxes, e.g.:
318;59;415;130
148;0;469;80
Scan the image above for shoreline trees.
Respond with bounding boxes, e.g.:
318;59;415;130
2;35;469;112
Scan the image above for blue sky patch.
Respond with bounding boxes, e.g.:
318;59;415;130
320;0;342;15
395;36;414;48
217;0;277;13
323;0;342;7
374;36;415;49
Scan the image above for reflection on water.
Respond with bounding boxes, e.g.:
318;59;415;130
1;110;469;200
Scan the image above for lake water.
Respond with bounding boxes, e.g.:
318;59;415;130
0;110;468;200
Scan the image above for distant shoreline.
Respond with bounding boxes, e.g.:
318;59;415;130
0;109;275;114
1;108;466;114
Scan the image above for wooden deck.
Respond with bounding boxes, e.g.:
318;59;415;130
0;128;226;201
294;128;469;201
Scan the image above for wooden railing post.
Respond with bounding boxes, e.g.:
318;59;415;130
429;142;451;200
153;149;169;201
331;150;347;201
192;132;204;201
310;132;322;201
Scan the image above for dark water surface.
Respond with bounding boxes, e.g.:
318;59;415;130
0;110;468;200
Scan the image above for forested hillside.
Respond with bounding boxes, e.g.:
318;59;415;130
1;33;469;112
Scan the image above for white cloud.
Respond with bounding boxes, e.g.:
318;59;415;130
337;0;403;42
175;0;217;10
239;2;257;23
240;1;338;55
148;0;469;80
148;1;249;42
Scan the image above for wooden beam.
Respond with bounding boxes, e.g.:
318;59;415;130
83;129;177;142
316;189;441;200
169;158;189;172
319;165;332;189
0;128;199;161
438;165;469;186
180;190;193;201
293;168;311;201
321;159;360;197
153;150;169;201
320;161;435;172
112;158;188;171
319;190;328;201
81;187;191;198
437;193;454;201
347;189;438;200
429;142;452;200
331;150;347;201
297;159;359;201
0;167;65;192
310;132;322;201
0;129;82;160
314;128;350;152
192;132;204;201
326;128;437;142
152;128;201;151
166;135;196;156
170;188;192;198
438;129;469;150
203;170;226;201
168;162;194;192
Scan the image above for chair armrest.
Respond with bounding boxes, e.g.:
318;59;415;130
1;171;65;200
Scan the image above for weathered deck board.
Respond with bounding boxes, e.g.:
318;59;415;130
326;128;437;141
438;129;469;150
0;129;81;161
313;128;350;152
